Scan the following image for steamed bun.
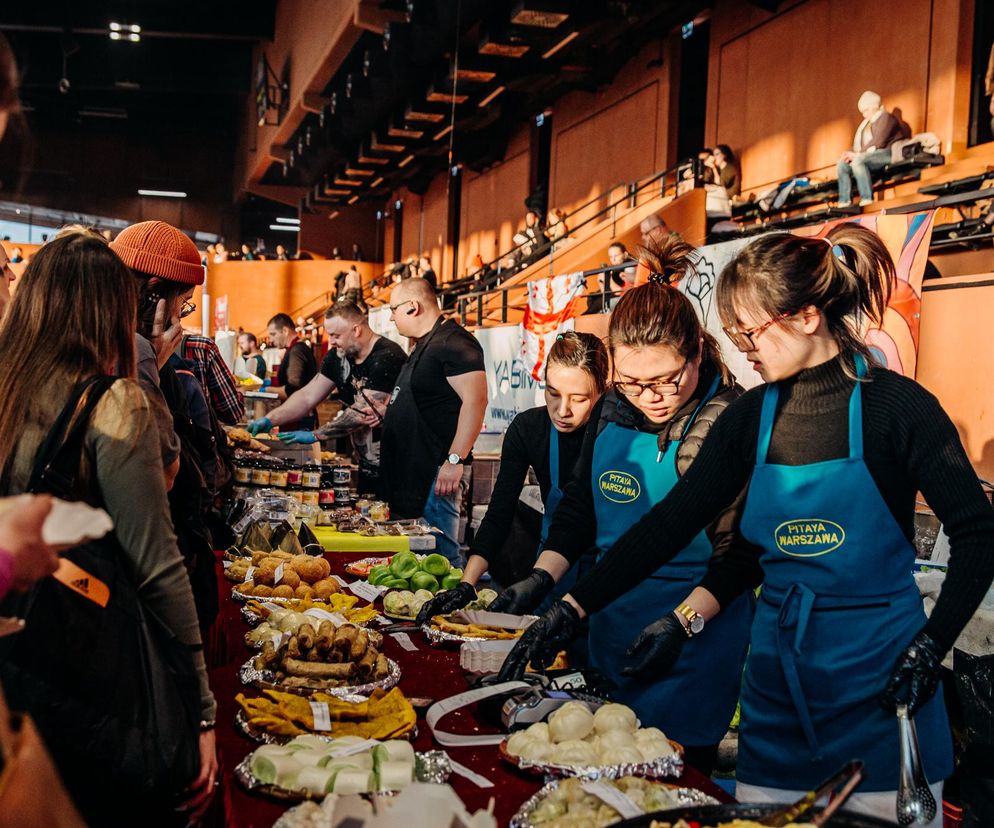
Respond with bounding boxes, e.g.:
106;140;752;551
596;729;637;750
524;721;551;743
551;739;600;767
506;731;533;756
518;739;554;763
600;745;646;765
593;703;638;734
549;701;595;743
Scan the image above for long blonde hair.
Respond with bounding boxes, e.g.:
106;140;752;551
0;233;138;476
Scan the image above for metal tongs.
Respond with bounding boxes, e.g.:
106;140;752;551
759;759;865;826
897;703;938;825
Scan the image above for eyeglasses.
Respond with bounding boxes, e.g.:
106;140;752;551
389;299;414;315
179;300;197;319
614;360;688;398
723;310;795;352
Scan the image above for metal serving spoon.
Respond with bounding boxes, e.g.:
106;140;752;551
897;703;937;825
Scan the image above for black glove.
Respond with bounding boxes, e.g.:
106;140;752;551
415;581;477;626
496;600;582;682
881;631;945;716
488;568;555;615
622;612;688;680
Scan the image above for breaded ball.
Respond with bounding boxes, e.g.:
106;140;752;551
234;581;254;595
295;584;315;600
296;557;327;584
312;579;340;600
253;565;276;586
292;554;312;571
252;584;273;597
276;568;301;590
250;551;268;565
272;584;295;599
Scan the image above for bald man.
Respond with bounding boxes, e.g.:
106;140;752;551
379;277;487;566
640;214;678;247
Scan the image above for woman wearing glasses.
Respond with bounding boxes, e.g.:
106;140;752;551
493;237;756;775
499;225;994;822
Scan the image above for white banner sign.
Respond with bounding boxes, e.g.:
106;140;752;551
368;305;409;350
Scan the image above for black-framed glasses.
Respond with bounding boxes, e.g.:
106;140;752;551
388;298;414;316
722;310;794;352
614;360;688;398
179;300;197;319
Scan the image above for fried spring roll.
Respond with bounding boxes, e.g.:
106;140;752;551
350;628;370;662
284;658;357;680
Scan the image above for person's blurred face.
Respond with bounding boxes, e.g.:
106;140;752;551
612;343;700;424
607;245;626;266
0;245;15;309
544;364;600;433
268;323;291;349
238;334;255;356
526;211;538;227
276;245;286;256
324;316;362;359
712;148;726;166
859;101;880;120
724;300;816;383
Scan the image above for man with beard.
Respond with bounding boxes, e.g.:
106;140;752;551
249;302;406;492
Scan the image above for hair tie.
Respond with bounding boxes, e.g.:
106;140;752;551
647;271;677;287
819;236;856;272
555;333;565;341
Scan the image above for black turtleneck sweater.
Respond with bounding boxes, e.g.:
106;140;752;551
569;355;994;654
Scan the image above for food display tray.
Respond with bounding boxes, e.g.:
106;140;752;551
238;656;401;698
233;708;417;745
498;738;684;780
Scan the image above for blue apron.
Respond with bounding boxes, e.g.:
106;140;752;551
737;356;953;791
587;379;754;746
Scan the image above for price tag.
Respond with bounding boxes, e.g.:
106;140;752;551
331;575;349;586
269;630;289;649
390;632;418;652
444;754;494;789
304;608;346;625
308;700;332;731
222;559;233;570
243;566;256;583
274;563;285;585
327;738;380;758
375;615;390;626
580;781;644;819
348;580;386;603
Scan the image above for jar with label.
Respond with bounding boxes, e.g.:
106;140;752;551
270;460;288;489
333;486;351;507
369;501;390;522
250;459;272;487
302;464;322;489
286;464;303;487
355;498;371;517
233;459;252;485
301;489;320;508
286;485;305;505
332;466;351;486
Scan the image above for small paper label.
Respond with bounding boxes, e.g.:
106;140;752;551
309;700;332;731
443;753;494;789
348;580;386;603
222;559;233;570
391;632;418;652
243;566;256;583
332;575;349;586
304;608;347;625
274;563;285;585
260;601;280;611
550;671;587;691
376;615;390;625
269;630;290;649
580;781;644;819
327;738;380;758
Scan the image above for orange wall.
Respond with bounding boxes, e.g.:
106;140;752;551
705;0;974;193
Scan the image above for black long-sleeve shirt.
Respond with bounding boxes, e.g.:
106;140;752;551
471;406;585;562
570;355;994;654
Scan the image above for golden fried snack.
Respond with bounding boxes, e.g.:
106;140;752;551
294;584;314;600
261;639;280;667
253;564;276;586
373;653;390;681
333;625;358;661
314;621;335;655
297;623;316;651
432;615;523;640
276;568;301;590
284;658;357;680
234;581;254;595
295;557;326;585
350;628;369;662
286;635;302;660
312;579;339;600
271;584;294;599
253;585;274;597
356;649;377;681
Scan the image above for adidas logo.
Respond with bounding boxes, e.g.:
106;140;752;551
71;578;90;593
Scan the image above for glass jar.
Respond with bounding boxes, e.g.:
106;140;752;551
286;464;303;487
250;459;271;487
369;501;390;522
233;459;252;485
333;466;351;486
302;464;322;489
286;485;305;505
301;489;320;508
270;460;288;489
355;498;371;517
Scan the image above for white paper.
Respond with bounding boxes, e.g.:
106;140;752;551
303;608;348;625
243;566;256;583
425;681;529;747
390;632;418;652
332;574;349;586
451;610;538;630
309;700;332;731
376;615;391;626
328;738;381;758
274;562;285;585
349;580;387;603
443;753;494;789
581;781;644;818
222;559;233;570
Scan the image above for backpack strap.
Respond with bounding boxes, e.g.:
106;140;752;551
27;376;118;499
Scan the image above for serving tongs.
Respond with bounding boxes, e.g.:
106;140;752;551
896;704;938;825
759;759;865;826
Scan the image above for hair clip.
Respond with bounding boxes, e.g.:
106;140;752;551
555;333;565;341
647;272;670;286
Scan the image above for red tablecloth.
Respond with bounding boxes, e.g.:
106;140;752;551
206;552;732;827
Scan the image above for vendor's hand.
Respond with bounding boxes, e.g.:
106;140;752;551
415;581;476;626
180;728;218;825
0;495;59;592
497;600;581;681
260;378;272;390
622;613;687;680
434;462;463;497
841;151;856;163
881;631;945;716
151;299;184;370
247;417;272;436
489;568;555;615
278;431;317;445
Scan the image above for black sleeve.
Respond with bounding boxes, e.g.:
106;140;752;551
700;486;765;607
365;346;406;394
570;392;760;615
286;344;311;391
884;375;994;653
439;330;485;378
470;413;537;563
319;351;341;388
543;397;604;564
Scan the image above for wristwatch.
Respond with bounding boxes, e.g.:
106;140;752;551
446;453;464;466
673;603;705;637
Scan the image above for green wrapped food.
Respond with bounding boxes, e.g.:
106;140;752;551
440;573;463;590
410;571;439;592
389;552;419;580
420;553;450;577
368;565;392;585
381;577;411;590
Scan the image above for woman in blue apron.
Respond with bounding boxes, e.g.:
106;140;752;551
499;225;994;823
497;238;757;776
416;332;609;624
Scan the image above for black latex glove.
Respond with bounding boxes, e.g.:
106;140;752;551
488;568;555;615
496;600;582;682
415;581;477;626
622;612;688;679
881;631;945;716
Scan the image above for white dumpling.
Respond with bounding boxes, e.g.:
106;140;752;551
551;739;600;767
518;739;554;763
593;703;638;734
634;727;667;744
524;721;551;743
596;729;637;750
600;745;646;766
506;731;534;756
637;738;676;761
549;701;595;743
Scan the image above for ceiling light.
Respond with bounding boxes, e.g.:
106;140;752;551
334;178;363;187
398;154;415;168
426;89;468;105
109;31;122;40
275;217;300;225
371;177;384;188
479;37;530;58
348;195;360;205
542;30;578;59
387;126;424;139
129;24;141;33
127;33;140;42
434;124;453;141
328;211;340;220
322;188;352;197
138;189;187;198
344;167;375;177
109;22;122;31
455;68;497;83
269;224;299;232
357;153;391;166
511;3;569;28
478;85;506;108
370;134;405;153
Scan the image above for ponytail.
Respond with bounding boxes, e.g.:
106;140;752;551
546;330;610;393
717;224;895;378
609;235;732;384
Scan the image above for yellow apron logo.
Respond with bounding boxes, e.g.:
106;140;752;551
598;470;641;503
774;519;846;557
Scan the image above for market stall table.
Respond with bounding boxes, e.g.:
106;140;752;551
206;552;732;828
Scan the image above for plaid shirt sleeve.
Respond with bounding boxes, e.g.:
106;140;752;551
185;336;243;424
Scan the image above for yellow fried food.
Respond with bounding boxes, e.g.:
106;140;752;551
432;615;524;640
237;688;415;739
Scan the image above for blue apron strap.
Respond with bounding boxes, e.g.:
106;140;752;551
775;583;823;758
756;383;780;465
848;354;867;460
549;425;560;490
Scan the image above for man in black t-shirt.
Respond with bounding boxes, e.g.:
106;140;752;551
250;303;406;490
267;312;318;429
380;277;487;565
